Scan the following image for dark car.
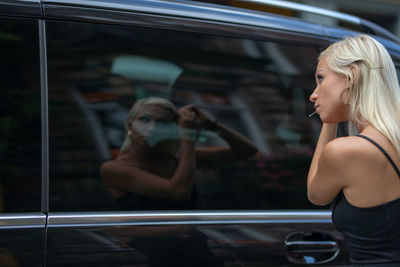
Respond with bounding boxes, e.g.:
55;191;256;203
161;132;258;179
1;0;399;266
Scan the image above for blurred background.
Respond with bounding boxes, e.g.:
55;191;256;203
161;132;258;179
196;0;400;37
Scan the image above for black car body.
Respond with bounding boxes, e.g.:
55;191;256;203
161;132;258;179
1;0;399;266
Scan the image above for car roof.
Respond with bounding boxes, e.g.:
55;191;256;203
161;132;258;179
2;0;400;57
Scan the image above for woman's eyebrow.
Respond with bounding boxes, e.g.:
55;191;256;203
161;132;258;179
315;70;324;77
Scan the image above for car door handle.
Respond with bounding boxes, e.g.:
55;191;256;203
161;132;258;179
285;231;340;264
285;240;338;253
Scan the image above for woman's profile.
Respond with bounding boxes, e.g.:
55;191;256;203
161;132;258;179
308;35;400;265
100;96;257;266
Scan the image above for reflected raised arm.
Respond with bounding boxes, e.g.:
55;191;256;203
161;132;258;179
178;104;258;162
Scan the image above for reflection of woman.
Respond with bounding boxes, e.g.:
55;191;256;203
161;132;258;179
100;97;257;266
307;35;400;265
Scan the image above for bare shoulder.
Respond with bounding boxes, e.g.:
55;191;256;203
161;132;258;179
322;136;368;162
320;136;380;181
100;160;118;177
100;158;134;177
320;136;378;177
99;158;145;190
328;135;387;159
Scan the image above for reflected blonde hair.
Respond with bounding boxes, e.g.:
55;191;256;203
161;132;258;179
119;97;178;155
320;34;400;155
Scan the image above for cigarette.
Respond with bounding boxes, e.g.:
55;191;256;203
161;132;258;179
308;111;317;117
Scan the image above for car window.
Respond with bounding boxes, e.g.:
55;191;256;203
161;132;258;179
0;18;41;212
395;61;400;83
47;20;323;211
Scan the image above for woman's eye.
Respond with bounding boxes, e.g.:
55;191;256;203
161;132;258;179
138;116;150;123
317;75;323;81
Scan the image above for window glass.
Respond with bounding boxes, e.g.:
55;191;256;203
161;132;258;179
47;21;322;211
395;62;400;83
0;18;41;212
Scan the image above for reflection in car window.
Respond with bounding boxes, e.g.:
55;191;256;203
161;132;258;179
47;21;322;211
0;18;41;212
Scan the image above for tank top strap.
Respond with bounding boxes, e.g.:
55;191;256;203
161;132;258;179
356;134;400;178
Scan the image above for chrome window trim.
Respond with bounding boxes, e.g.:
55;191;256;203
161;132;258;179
47;211;332;227
39;19;49;213
42;5;336;47
239;0;400;44
0;0;42;18
42;1;400;54
242;0;360;24
0;213;47;229
42;0;400;44
42;0;352;41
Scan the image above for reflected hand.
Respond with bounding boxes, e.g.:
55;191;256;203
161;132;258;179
189;105;217;130
178;105;198;129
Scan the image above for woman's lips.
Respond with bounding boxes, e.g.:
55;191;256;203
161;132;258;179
309;105;319;117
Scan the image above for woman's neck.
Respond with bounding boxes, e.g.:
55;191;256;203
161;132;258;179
358;120;369;133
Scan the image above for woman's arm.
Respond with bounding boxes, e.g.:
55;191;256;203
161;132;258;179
307;123;350;205
308;123;337;187
179;105;258;162
196;121;258;162
100;138;195;201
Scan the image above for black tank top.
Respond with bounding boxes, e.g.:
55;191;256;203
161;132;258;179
332;135;400;265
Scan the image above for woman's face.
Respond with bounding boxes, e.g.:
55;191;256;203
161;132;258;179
128;105;179;150
309;57;350;123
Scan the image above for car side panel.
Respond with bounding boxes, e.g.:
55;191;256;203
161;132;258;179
0;214;46;267
45;212;348;266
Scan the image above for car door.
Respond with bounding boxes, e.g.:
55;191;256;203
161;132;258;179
0;1;46;266
43;1;350;266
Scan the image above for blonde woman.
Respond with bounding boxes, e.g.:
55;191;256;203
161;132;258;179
100;96;257;266
101;97;257;204
308;35;400;265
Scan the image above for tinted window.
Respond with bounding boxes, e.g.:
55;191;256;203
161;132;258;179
395;61;400;83
47;21;322;211
0;18;41;212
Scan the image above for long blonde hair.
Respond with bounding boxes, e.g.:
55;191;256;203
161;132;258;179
119;97;178;155
320;34;400;155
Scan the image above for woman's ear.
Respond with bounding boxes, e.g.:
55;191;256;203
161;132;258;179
349;64;359;88
340;87;351;105
126;121;132;132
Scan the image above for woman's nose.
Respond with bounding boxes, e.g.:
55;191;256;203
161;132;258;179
309;88;318;102
141;121;155;134
147;121;155;131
